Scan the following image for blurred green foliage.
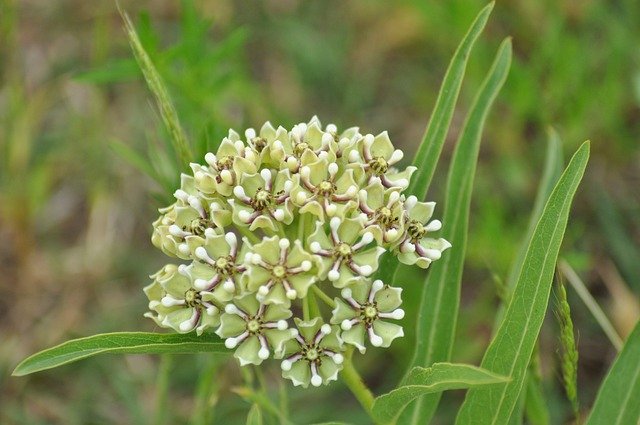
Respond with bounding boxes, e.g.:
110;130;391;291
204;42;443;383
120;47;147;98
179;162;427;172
1;0;639;424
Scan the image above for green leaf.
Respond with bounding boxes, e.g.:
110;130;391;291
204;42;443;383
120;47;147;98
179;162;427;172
120;8;193;170
505;128;564;292
373;363;509;425
110;139;160;182
455;141;590;424
246;404;263;425
400;38;512;424
585;320;640;425
375;2;494;286
406;2;494;200
12;332;227;376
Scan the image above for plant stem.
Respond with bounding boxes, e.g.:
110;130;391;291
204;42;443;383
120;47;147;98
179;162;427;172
302;295;310;321
340;347;377;423
312;285;336;308
237;226;260;244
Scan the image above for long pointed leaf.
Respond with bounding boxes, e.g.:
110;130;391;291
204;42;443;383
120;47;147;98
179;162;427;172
585;319;640;425
376;2;494;287
400;38;512;424
455;141;590;424
13;332;227;376
373;363;509;424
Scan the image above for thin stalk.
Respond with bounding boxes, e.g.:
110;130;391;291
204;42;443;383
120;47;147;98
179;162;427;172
303;295;310;321
559;259;623;351
312;285;336;308
340;347;378;424
154;354;173;425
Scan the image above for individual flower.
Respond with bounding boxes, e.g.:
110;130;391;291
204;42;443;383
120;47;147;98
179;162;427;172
229;168;295;231
308;217;384;288
152;174;227;259
244;236;319;305
346;132;416;189
196;137;259;197
144;263;222;335
397;195;452;268
280;318;344;388
243;121;288;166
215;294;296;366
357;181;405;246
291;159;358;220
331;280;404;353
270;120;334;173
188;231;247;295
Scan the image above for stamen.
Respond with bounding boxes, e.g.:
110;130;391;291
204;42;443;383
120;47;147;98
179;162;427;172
225;331;249;349
389;149;404;164
369;279;384;302
179;308;201;332
174;189;189;203
224;303;247;319
220;169;233;185
225;232;238;256
195;247;214;264
425;220;442;232
310;363;322;387
161;295;185;307
379;309;405;320
204;153;217;167
367;326;383;347
352;232;374;251
257;335;270;360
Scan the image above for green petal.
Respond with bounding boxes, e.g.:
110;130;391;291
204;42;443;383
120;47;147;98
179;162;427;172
245;265;273;291
161;269;192;298
282;358;310;388
215;313;247;338
364;181;385;209
372;320;404;347
286;240;313;267
409;201;436;223
371;131;394;158
162;308;196;333
235;335;264;366
352;246;385;273
287;274;314;298
330;299;357;324
203;233;232;260
294;317;322;341
266;328;296;358
306;158;329;186
419;237;452;252
319;358;342;385
217;139;240;157
339;217;365;244
375;285;403;312
196;311;220;335
263;284;291;306
335;169;357;194
341;323;367;353
263;303;293;323
234;294;260;316
251;236;281;265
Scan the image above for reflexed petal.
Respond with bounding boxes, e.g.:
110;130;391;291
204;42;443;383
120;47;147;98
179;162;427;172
235;335;263;366
330;299;357;324
215;313;246;338
341;323;367;353
372;320;404;347
282;358;310;387
375;285;403;312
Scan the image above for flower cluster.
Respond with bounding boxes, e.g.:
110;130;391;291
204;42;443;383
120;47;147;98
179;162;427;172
145;117;451;387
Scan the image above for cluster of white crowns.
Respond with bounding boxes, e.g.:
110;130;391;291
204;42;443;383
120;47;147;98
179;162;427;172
145;116;450;387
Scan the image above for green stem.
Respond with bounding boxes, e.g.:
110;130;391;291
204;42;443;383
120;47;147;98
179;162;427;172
237;226;260;244
302;295;310;321
154;354;173;425
340;347;378;424
312;285;336;308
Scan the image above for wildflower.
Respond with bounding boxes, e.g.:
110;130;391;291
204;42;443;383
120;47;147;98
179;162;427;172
146;118;450;388
229;169;295;231
397;195;452;268
280;318;344;388
331;280;404;353
244;236;319;305
308;217;385;288
144;264;222;335
216;294;296;366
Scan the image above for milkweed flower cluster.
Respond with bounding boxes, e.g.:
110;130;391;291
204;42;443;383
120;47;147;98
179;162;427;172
145;117;451;387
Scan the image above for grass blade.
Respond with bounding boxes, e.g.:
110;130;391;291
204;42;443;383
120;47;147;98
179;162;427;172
376;2;494;287
400;38;512;424
246;404;264;425
455;141;590;424
373;363;509;424
585;320;640;425
120;9;193;170
12;332;227;376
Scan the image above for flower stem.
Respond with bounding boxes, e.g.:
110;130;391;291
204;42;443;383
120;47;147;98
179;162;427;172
312;285;336;308
340;347;378;424
302;295;310;321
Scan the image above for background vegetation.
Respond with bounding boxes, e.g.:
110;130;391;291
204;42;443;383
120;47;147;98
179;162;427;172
1;0;639;423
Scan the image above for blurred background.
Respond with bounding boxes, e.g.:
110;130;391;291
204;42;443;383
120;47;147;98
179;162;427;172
1;0;639;423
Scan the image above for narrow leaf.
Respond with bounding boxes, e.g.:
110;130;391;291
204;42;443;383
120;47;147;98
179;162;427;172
376;2;494;286
373;363;509;424
401;38;512;424
12;332;227;376
407;2;495;200
585;319;640;425
120;9;193;170
455;141;590;424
